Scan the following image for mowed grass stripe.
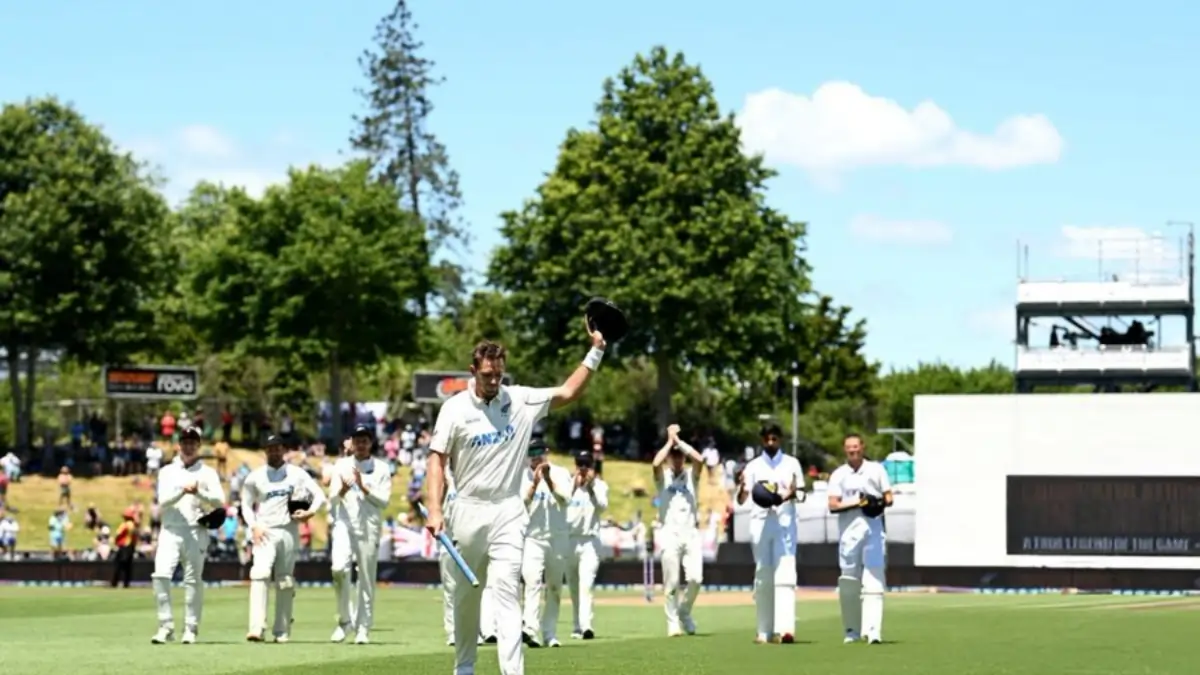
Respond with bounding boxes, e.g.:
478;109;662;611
3;589;1197;674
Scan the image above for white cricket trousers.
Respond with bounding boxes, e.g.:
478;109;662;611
331;522;379;631
248;524;299;637
659;525;703;630
565;535;600;634
837;517;887;641
152;526;209;630
750;516;797;638
521;535;569;642
448;496;527;675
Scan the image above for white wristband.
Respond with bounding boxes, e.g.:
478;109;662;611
582;347;605;371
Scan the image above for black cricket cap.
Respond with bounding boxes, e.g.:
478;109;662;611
180;426;202;441
264;433;284;447
351;424;373;438
574;450;595;468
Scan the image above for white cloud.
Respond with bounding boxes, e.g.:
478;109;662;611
849;214;952;245
116;126;330;205
178;124;237;159
738;82;1064;180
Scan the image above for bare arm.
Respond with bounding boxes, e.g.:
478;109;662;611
670;438;706;465
426;451;447;520
239;478;258;528
551;321;606;410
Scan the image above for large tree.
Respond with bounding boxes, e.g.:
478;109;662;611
0;97;172;450
351;0;465;315
489;47;873;429
188;160;431;441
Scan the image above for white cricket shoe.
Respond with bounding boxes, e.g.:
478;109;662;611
180;628;197;644
331;624;350;643
570;631;583;640
682;616;697;635
547;638;561;648
151;627;174;644
668;626;683;637
844;630;861;644
354;628;369;645
274;634;290;644
867;636;882;645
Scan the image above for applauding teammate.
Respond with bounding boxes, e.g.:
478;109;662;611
151;426;225;644
328;425;392;644
652;424;705;637
423;319;607;675
240;434;326;643
520;438;573;648
326;438;356;639
737;423;804;644
566;449;608;640
828;433;893;644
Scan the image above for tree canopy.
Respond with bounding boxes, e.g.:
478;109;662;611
488;46;874;429
0;97;172;449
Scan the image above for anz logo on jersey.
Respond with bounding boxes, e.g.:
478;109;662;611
468;423;516;449
264;485;294;500
665;483;692;497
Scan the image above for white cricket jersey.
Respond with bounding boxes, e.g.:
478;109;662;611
240;463;326;529
657;465;699;530
827;460;892;533
522;463;573;539
429;384;555;502
742;451;804;522
157;460;225;530
567;477;609;538
329;456;392;536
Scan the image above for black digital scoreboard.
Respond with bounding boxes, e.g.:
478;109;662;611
1006;476;1200;556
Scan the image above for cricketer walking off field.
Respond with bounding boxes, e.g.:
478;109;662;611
328;425;392;644
423;324;607;675
565;449;608;639
240;434;326;643
519;439;573;647
828;433;893;644
653;424;705;637
151;426;225;644
737;423;804;644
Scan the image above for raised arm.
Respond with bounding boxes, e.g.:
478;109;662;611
551;320;607;410
548;466;572;506
589;478;609;512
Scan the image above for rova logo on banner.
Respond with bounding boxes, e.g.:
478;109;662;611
436;377;470;399
157;373;196;395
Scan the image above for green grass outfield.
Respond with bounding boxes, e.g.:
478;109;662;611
2;586;1198;674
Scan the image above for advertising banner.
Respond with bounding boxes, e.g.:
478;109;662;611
412;371;513;403
103;365;200;400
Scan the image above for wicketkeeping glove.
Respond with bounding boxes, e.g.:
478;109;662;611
860;494;886;518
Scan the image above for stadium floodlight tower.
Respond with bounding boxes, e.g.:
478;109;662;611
1014;223;1196;393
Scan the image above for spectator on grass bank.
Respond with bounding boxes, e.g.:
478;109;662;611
58;467;73;510
112;509;137;587
136;530;155;558
178;409;191;436
145;444;163;475
221;405;234;444
0;470;7;502
1;451;20;482
85;503;103;530
214;440;229;478
48;509;70;559
0;508;19;559
91;525;112;561
160;410;176;443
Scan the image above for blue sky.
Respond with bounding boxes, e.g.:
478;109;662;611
3;0;1197;372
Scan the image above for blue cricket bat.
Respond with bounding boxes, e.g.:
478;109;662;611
417;502;480;587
